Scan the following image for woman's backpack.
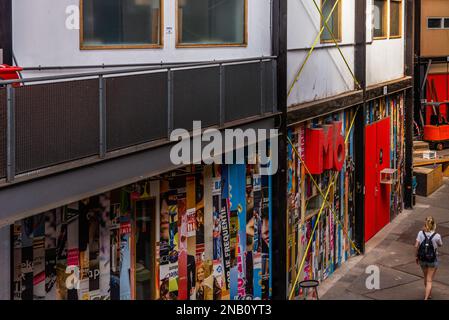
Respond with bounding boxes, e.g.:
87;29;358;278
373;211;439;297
418;231;437;263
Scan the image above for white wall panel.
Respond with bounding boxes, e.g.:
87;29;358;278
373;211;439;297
12;0;272;67
287;0;355;106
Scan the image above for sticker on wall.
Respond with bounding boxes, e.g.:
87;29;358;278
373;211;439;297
110;203;121;300
13;222;22;300
99;194;111;300
56;209;68;300
44;210;57;300
119;218;132;300
33;214;46;300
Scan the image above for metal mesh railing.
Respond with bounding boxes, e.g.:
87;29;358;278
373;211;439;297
225;62;262;122
15;80;100;173
106;72;168;151
0;57;277;182
173;66;220;130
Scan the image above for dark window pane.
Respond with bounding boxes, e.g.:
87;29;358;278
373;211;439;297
444;18;449;29
82;0;161;47
374;0;386;38
321;0;340;41
428;18;442;29
178;0;245;45
390;1;401;37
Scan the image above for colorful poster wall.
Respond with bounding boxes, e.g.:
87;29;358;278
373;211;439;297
287;95;405;298
11;163;272;301
286;108;357;298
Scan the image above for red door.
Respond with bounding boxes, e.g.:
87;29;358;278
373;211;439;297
365;123;377;242
364;117;391;242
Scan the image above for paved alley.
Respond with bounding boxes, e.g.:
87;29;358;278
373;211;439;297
321;178;449;300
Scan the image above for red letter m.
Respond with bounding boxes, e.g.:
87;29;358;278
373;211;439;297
304;121;345;175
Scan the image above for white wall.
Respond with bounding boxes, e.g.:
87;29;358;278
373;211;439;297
287;0;406;107
366;0;405;86
0;226;10;300
287;0;356;107
366;38;404;86
12;0;272;67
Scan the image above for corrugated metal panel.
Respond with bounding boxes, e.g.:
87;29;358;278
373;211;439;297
15;80;100;174
173;66;220;130
225;62;261;122
106;72;168;151
0;88;6;179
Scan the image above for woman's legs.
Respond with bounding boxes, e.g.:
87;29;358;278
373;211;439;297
421;266;428;290
425;267;437;300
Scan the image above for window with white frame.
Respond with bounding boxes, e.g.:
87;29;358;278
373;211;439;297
427;17;449;30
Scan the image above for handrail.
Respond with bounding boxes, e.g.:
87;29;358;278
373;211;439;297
0;56;276;85
22;61;206;71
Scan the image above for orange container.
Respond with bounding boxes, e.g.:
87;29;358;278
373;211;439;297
424;125;441;141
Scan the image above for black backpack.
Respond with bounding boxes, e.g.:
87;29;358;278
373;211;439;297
418;231;437;263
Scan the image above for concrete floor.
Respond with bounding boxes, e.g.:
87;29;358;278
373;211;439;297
320;178;449;300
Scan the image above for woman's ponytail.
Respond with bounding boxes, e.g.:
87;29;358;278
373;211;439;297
424;216;436;233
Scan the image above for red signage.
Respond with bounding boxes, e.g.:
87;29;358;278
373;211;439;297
120;222;132;235
304;121;345;175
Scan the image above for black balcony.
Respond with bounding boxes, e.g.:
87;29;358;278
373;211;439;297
0;57;278;185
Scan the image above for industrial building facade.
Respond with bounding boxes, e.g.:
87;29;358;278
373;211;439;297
0;0;416;300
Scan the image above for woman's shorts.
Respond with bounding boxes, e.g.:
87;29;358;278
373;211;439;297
419;260;439;268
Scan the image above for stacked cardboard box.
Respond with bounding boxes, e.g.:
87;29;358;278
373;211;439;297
413;164;443;196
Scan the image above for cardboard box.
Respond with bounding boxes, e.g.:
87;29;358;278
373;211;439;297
413;150;437;159
414;164;444;197
413;141;430;151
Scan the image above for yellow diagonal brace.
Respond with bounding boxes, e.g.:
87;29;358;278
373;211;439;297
311;0;361;90
288;171;337;300
287;0;341;98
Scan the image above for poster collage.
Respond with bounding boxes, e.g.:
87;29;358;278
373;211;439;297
286;108;358;298
286;94;405;298
11;163;272;301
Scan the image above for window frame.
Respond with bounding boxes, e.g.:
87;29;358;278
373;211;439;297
320;0;343;44
79;0;164;50
389;0;402;39
373;0;388;40
427;17;449;30
175;0;248;48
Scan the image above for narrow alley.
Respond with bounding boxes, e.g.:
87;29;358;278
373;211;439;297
321;179;449;300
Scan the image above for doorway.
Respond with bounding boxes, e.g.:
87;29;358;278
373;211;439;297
365;117;391;242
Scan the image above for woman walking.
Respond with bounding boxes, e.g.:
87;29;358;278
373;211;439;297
415;216;443;300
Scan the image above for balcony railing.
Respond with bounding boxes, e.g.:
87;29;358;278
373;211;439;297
0;57;278;183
